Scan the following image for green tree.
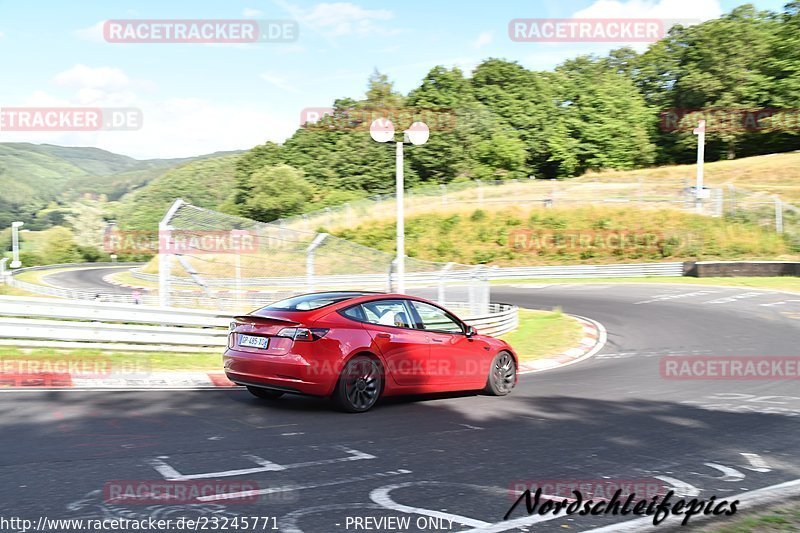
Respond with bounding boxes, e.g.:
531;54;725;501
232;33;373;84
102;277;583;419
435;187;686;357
238;165;314;222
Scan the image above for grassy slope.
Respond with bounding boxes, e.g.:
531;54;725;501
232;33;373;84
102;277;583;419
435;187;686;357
500;309;584;362
333;205;794;266
576;151;800;202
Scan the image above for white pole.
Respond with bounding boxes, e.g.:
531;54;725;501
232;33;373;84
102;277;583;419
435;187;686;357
775;196;784;234
396;141;405;294
158;198;185;308
306;233;328;292
10;221;23;268
694;120;706;213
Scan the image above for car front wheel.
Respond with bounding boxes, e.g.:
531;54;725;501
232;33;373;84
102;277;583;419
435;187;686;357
333;356;382;412
484;351;516;396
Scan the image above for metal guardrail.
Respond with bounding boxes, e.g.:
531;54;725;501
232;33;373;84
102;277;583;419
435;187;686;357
0;296;518;350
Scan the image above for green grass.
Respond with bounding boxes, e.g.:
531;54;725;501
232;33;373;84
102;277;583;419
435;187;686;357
500;308;584;362
492;276;800;293
333;206;795;266
699;498;800;532
0;346;222;372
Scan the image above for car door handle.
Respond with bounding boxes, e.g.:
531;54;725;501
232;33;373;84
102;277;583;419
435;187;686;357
431;338;444;343
376;333;392;339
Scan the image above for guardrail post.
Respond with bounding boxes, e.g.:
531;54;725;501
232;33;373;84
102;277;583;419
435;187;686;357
306;233;328;292
0;258;7;284
775;196;784;234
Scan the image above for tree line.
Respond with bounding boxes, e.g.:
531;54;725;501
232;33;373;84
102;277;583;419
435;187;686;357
220;3;799;222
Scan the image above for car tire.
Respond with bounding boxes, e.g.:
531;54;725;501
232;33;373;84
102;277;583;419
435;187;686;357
333;356;383;413
246;386;284;400
484;351;516;396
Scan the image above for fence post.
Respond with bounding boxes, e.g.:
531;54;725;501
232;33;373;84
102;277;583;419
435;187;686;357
715;189;723;217
0;258;7;284
476;179;483;206
440;184;447;206
437;262;455;305
305;233;328;292
158;198;184;307
775;196;784;234
387;260;396;293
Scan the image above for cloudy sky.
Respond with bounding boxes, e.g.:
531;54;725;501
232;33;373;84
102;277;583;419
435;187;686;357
0;0;788;159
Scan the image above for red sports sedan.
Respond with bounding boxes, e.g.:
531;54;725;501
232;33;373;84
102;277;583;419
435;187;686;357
223;292;518;412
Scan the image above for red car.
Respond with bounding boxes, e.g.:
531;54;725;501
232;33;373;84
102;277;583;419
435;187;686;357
223;292;518;412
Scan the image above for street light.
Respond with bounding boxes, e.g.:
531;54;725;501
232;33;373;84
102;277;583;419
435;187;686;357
370;119;429;294
10;221;24;269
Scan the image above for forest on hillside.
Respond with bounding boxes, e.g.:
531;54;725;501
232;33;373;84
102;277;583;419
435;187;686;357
222;3;800;223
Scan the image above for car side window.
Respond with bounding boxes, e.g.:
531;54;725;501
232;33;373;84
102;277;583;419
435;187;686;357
341;304;365;322
361;299;414;329
410;301;464;334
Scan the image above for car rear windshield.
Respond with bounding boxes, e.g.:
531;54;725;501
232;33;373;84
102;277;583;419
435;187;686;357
260;292;368;312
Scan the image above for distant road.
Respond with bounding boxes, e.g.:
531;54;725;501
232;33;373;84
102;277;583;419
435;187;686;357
43;265;137;294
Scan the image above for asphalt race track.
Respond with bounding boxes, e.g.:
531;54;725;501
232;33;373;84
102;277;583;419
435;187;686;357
43;265;137;295
1;283;799;532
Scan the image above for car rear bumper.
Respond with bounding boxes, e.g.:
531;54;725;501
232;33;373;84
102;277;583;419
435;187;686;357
223;348;338;396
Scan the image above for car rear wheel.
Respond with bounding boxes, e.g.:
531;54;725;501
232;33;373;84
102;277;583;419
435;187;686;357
484;351;516;396
246;386;284;400
333;356;382;412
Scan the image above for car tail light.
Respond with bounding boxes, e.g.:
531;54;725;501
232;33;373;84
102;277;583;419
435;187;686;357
277;327;329;341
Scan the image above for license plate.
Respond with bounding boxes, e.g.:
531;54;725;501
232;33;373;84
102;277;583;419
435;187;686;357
238;334;269;349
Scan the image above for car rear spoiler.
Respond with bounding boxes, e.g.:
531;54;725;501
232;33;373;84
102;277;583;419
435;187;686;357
232;315;299;326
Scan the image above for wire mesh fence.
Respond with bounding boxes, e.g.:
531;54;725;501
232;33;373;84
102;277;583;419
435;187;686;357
157;200;491;314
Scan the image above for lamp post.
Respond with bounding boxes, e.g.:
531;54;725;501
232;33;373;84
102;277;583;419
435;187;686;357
370;119;429;294
693;120;706;213
10;221;24;269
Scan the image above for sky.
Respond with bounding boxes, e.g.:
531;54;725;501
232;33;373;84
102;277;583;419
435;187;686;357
0;0;790;159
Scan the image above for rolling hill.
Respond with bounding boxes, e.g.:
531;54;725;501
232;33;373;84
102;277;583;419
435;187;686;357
0;142;242;229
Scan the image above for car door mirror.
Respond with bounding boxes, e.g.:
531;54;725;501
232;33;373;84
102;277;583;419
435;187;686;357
465;325;478;337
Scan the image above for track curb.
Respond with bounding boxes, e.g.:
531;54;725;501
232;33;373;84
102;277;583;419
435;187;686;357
517;313;607;375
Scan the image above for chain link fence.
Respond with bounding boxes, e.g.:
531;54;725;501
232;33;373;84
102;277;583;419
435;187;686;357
156;200;490;314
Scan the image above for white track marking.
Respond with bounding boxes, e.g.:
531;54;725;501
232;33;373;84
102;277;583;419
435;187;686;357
634;290;720;305
198;469;411;502
149;446;375;481
703;463;745;482
370;481;574;532
371;482;490;528
741;453;772;473
704;292;769;304
653;475;700;497
759;299;800;307
582;477;800;532
147;457;184;480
